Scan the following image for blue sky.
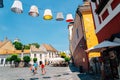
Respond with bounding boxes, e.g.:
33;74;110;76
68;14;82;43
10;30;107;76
0;0;83;51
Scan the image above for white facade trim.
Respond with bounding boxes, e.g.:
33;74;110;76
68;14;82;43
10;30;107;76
96;4;120;33
69;25;73;40
96;0;99;5
99;0;113;18
91;2;99;30
30;50;58;65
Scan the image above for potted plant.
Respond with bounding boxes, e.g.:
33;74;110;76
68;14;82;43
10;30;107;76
33;58;37;63
23;56;30;67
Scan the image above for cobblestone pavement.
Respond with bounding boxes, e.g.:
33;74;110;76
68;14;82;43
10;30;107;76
0;65;100;80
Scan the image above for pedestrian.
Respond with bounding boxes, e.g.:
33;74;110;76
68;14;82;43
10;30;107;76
39;61;46;75
32;65;35;74
29;65;33;72
33;62;38;74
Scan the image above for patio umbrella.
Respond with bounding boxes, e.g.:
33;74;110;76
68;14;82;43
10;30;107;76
49;58;65;62
86;41;120;52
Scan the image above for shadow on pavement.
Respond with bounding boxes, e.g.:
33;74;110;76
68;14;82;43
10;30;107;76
69;63;101;80
77;73;100;80
69;63;80;73
42;76;51;79
30;78;39;80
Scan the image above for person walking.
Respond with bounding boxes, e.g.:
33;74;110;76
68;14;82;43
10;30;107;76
39;61;46;75
33;62;38;74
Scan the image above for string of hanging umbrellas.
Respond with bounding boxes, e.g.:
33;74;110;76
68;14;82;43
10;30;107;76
7;0;74;22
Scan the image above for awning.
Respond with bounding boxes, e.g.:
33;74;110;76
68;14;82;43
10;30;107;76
86;41;120;52
49;57;65;62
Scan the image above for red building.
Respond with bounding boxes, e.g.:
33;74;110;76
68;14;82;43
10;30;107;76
90;0;120;79
90;0;120;42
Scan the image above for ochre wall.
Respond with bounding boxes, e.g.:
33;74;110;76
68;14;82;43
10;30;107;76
82;12;101;58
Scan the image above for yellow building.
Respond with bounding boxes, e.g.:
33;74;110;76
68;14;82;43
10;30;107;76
68;1;101;72
80;2;100;58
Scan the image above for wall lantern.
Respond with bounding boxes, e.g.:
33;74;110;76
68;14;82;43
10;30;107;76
0;0;4;8
66;14;74;22
29;5;39;17
43;9;53;20
11;0;23;14
56;12;64;21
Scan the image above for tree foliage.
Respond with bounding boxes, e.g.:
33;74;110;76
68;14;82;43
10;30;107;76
6;57;12;62
24;45;30;50
14;57;21;63
23;56;30;63
13;42;23;50
33;58;37;63
64;57;70;62
29;43;40;48
8;54;21;63
60;52;66;58
11;54;18;61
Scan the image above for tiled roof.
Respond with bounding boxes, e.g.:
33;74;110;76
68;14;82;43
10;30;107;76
0;42;3;47
0;41;2;44
30;45;46;53
42;44;57;52
0;50;30;55
0;39;30;55
0;40;8;48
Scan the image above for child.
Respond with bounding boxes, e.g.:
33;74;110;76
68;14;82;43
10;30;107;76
30;65;35;74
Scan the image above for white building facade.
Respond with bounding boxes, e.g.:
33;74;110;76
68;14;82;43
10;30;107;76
30;44;59;65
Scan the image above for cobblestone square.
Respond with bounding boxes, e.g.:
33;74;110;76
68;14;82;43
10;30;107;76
0;64;100;80
0;66;78;80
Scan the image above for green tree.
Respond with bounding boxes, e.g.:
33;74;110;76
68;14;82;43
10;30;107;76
13;42;23;50
6;57;12;62
29;43;40;48
14;57;21;63
64;57;70;62
10;54;18;61
60;52;66;58
23;56;30;63
33;58;37;63
10;54;20;67
24;45;30;50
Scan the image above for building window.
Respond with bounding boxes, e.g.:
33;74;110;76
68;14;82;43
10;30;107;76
1;59;4;64
101;9;109;21
34;54;36;58
40;54;42;59
76;28;79;39
52;53;54;58
49;52;51;58
95;0;109;14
